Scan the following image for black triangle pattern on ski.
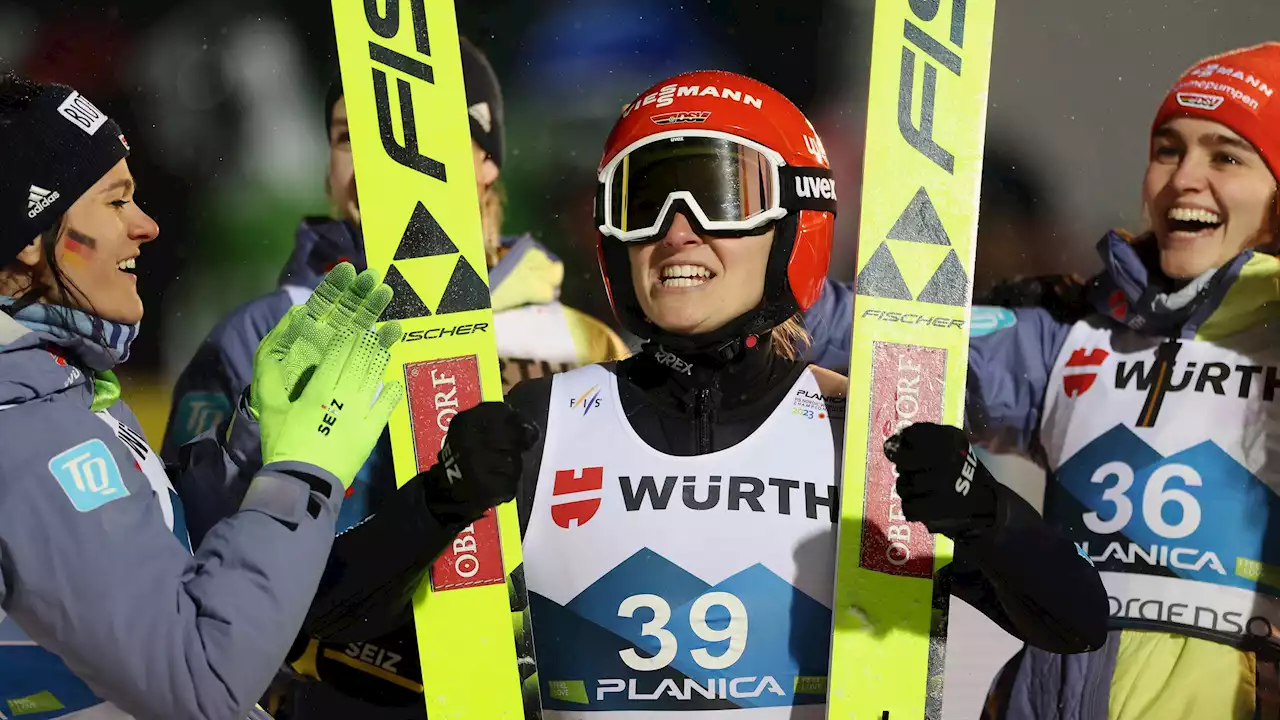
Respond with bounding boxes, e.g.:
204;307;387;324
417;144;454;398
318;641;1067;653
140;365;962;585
379;264;432;320
435;256;492;314
394;201;458;260
887;187;951;246
916;249;970;307
855;241;912;300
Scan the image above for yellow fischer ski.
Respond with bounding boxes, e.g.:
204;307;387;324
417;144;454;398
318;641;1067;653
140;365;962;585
828;0;996;717
331;1;538;717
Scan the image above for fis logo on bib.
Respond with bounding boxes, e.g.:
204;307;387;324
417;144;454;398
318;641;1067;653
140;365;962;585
569;385;604;416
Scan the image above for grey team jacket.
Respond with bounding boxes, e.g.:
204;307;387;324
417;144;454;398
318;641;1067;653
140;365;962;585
0;311;345;719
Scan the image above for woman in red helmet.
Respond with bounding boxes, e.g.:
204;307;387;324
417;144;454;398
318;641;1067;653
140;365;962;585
419;70;1100;716
303;70;1107;718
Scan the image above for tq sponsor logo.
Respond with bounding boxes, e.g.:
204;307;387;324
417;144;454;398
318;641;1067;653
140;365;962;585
1062;347;1110;397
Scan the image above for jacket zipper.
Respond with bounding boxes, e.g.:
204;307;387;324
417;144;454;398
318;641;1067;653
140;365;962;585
695;388;712;453
1136;339;1181;428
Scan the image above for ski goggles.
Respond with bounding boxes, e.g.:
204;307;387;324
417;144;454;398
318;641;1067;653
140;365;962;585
596;130;837;243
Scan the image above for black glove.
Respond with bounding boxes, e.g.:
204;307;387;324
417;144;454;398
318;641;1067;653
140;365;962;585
883;422;999;541
422;401;540;526
977;273;1090;325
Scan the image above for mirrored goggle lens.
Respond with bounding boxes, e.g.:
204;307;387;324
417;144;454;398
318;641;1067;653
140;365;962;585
608;136;776;234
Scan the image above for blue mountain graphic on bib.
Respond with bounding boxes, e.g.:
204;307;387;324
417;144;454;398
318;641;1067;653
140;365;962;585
530;547;832;711
1048;423;1280;592
0;621;100;719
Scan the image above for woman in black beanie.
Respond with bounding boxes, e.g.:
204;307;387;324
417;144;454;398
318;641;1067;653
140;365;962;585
0;73;400;720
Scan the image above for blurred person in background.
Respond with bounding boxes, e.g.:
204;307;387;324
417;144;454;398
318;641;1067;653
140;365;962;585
805;42;1280;720
162;36;627;719
0;74;401;720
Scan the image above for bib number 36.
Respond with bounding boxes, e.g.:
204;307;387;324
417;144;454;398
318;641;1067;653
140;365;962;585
618;592;748;672
1082;461;1203;539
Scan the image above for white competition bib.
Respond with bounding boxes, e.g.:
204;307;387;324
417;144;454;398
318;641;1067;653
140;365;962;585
1040;318;1280;647
523;364;845;718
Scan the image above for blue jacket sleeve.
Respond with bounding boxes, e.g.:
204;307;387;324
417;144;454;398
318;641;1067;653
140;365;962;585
161;291;291;465
799;277;1071;453
965;306;1072;453
801;277;854;373
0;399;344;720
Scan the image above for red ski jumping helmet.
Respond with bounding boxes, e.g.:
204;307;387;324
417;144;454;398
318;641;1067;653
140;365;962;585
594;70;837;352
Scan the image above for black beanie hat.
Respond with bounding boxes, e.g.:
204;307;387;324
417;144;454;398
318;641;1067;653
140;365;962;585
324;36;505;169
0;75;129;263
459;37;504;170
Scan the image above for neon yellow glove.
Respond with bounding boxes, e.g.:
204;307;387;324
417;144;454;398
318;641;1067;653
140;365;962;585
251;264;405;488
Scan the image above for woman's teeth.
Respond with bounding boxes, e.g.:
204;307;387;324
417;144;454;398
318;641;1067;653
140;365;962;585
1167;207;1222;232
1168;207;1221;223
661;264;713;288
117;258;136;271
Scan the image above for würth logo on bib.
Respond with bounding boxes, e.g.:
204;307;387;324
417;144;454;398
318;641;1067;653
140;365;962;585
550;467;604;529
1062;347;1110;397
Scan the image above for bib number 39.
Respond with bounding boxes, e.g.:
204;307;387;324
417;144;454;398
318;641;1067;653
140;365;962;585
1082;461;1203;539
618;592;748;672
